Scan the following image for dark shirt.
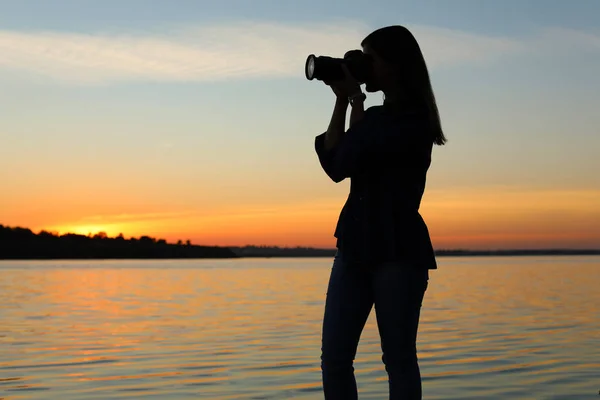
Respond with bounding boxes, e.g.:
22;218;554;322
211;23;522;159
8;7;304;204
315;105;437;269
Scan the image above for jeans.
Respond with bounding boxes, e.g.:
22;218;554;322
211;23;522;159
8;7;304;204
321;251;429;400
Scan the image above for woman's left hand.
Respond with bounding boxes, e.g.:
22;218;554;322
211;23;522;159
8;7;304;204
325;64;362;100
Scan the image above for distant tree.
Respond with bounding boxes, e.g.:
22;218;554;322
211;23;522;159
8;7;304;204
39;230;57;238
0;223;240;260
10;227;34;239
139;235;155;244
185;240;191;246
177;240;183;246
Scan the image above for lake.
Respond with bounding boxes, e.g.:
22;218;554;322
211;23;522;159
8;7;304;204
1;256;598;399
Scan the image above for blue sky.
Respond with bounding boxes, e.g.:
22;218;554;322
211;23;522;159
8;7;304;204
2;0;600;33
1;0;599;248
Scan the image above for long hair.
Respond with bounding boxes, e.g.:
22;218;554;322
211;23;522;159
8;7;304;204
362;25;447;146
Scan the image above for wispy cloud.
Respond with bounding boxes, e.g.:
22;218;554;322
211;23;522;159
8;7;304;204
0;21;597;85
0;20;370;84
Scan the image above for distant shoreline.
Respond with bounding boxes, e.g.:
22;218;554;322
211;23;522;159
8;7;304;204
228;248;600;258
1;249;599;261
1;224;599;260
227;246;600;258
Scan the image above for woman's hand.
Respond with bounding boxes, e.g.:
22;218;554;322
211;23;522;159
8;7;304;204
325;64;362;100
323;65;365;151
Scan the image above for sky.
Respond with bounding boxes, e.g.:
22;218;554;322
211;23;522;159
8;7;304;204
1;0;599;250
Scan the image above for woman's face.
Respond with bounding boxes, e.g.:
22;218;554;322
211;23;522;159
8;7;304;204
362;44;398;93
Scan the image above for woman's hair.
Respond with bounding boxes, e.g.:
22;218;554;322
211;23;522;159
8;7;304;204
362;25;447;146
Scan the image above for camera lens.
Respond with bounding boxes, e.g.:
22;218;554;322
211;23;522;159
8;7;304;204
305;54;316;80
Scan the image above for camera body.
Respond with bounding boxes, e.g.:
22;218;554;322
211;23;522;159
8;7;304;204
305;50;372;84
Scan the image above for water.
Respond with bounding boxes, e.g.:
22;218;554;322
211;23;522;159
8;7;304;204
1;256;598;399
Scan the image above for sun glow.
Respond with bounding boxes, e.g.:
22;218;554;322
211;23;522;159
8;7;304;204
51;224;125;238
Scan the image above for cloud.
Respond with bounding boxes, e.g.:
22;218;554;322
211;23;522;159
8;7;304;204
0;20;370;84
0;21;597;85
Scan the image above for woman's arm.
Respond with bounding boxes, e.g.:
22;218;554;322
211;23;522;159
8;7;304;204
315;108;371;183
324;97;349;151
315;65;370;182
349;96;365;128
324;92;366;151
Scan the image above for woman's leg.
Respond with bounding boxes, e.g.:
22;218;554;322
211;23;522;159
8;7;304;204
372;263;428;400
321;253;374;400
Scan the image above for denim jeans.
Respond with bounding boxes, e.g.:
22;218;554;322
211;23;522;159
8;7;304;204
320;251;429;400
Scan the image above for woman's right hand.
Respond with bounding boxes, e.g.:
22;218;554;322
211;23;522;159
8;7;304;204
325;83;347;100
324;65;361;101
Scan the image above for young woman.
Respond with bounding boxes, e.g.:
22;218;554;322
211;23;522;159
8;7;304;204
314;25;447;400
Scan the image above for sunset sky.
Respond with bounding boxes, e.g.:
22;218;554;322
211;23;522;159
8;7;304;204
1;0;599;249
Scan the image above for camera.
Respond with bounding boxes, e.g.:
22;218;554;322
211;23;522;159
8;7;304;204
305;50;372;84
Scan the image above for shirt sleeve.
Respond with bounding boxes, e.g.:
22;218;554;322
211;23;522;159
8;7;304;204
314;121;368;183
315;113;427;183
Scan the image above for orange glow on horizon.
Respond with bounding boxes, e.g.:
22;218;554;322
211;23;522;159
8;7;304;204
50;224;125;238
3;187;599;250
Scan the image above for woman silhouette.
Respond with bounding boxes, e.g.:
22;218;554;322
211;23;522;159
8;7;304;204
315;25;447;399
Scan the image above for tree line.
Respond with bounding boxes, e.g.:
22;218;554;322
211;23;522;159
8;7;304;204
0;224;237;259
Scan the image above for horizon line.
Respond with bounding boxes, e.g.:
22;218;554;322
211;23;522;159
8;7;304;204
2;224;599;253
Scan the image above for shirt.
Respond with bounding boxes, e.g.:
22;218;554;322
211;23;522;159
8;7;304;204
314;105;438;269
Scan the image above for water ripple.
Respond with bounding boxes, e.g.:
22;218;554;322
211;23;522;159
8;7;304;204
0;256;599;399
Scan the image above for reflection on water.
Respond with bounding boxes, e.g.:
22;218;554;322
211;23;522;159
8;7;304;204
0;256;598;399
